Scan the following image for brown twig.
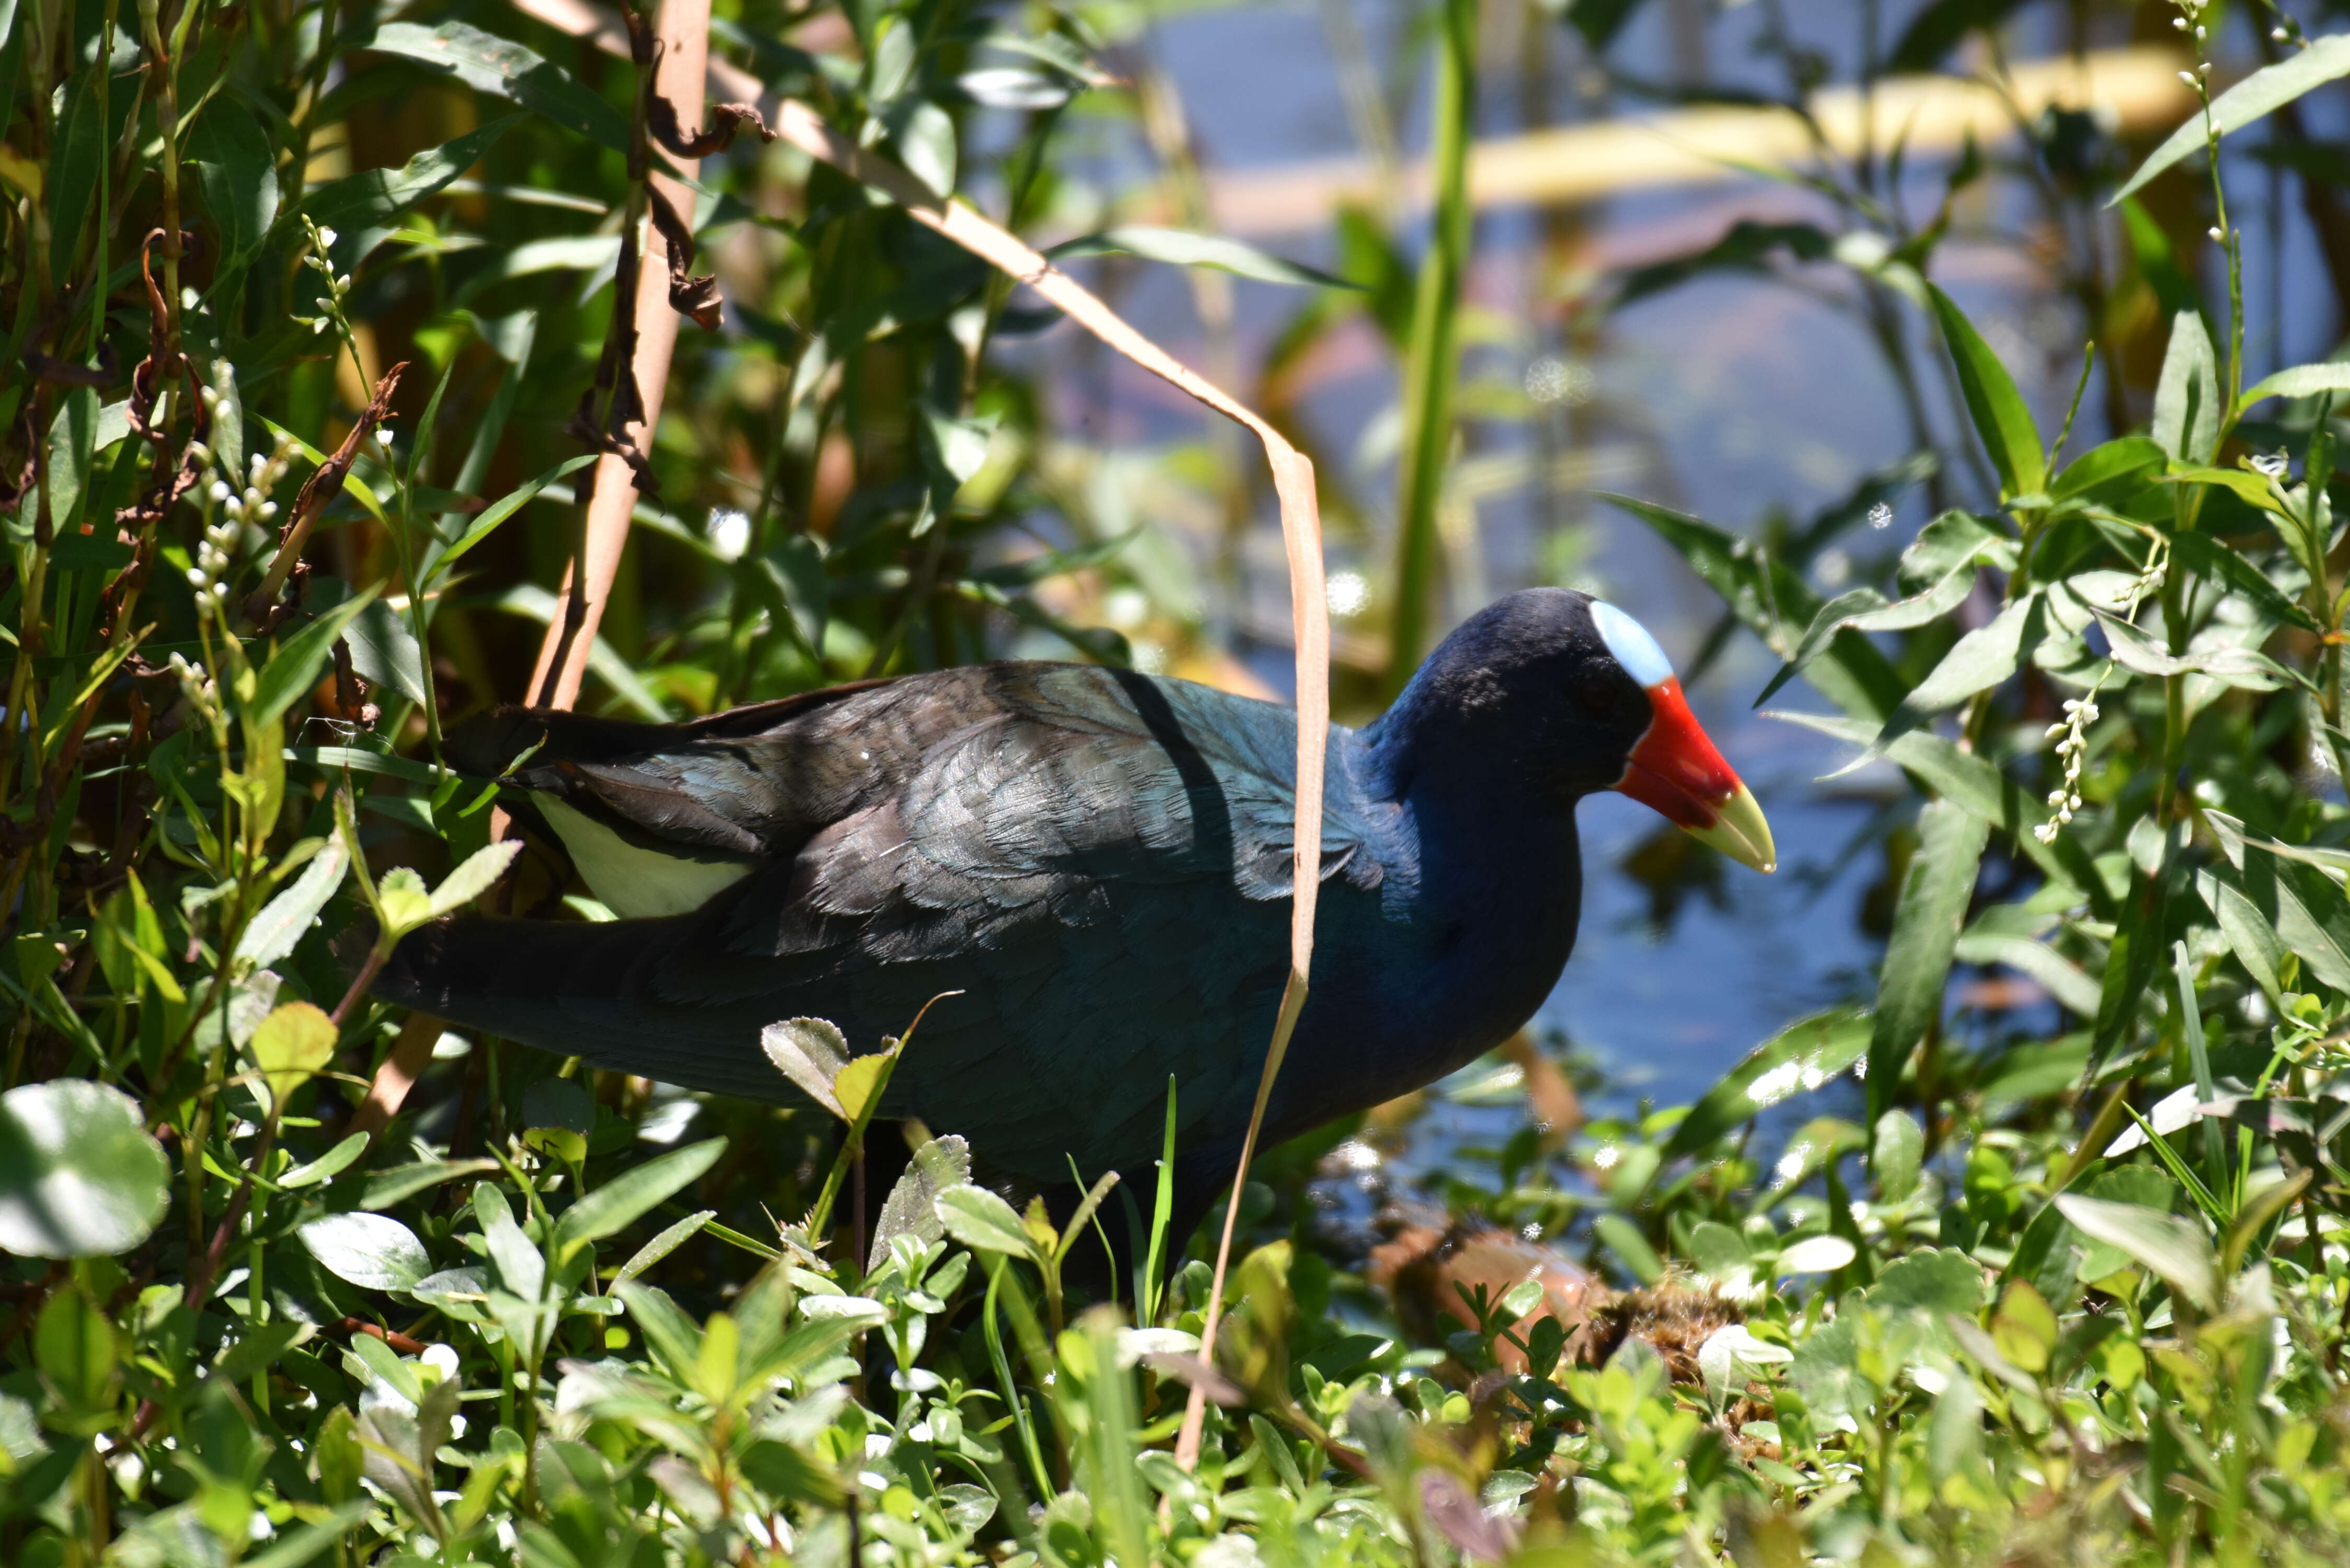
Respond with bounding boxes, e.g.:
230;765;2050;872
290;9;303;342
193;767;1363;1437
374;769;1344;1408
243;362;410;625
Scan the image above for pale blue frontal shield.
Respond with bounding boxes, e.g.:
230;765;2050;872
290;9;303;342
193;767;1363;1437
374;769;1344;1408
1590;599;1674;688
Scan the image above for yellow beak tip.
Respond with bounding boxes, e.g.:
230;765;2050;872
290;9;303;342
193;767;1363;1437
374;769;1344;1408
1682;783;1776;875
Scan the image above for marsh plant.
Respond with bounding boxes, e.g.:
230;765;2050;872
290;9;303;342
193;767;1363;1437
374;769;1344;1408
9;0;2350;1565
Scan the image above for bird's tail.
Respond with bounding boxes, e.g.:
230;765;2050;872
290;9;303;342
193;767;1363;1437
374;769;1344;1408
376;916;791;1102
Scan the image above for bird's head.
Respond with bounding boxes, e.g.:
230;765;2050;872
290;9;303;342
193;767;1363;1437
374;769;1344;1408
1373;588;1776;874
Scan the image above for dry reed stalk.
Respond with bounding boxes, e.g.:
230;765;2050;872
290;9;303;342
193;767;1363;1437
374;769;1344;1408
523;0;712;711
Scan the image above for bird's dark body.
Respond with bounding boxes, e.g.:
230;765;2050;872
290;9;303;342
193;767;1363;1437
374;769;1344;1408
380;590;1651;1201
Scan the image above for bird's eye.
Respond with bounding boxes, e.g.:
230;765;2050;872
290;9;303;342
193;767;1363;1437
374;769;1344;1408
1573;673;1619;716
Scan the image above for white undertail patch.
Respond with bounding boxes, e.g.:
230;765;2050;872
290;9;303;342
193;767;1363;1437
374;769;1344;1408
537;798;753;919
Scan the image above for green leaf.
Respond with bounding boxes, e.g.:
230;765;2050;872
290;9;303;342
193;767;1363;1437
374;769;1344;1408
187;98;279;264
1768;711;2101;909
1047;226;1358;290
616;1209;715;1288
355;22;632;155
2053;1194;2217;1312
873;1134;972;1253
1868;1247;1984;1316
302;115;523;240
376;867;433;936
249;1000;339;1106
236;836;349;971
43;386;98;535
2051;435;2165;500
298;1211;433;1292
1595;1213;1664;1285
44;70;100;290
760;1017;851;1118
2152;310;2221;466
1869;800;1988;1120
429;839;523;917
360;1157;499;1210
424;453;596;585
616;1281;706;1382
2112;34;2350;205
886;98;958;195
934;1183;1042;1260
2239;356;2350;409
2197;867;2288;1004
1755;559;1978;707
1662;1008;1870;1160
1875;590;2044;749
833;1051;894;1124
0;1081;171;1258
278;1133;370;1191
554;1137;727;1254
248;590;379;728
1926;282;2044;497
1873;1110;1924;1202
1599;492;1905;720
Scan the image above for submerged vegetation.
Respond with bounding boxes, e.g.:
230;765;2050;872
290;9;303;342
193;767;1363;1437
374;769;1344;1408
8;0;2350;1563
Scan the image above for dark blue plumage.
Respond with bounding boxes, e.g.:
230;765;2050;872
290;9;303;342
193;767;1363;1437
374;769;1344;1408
378;589;1770;1202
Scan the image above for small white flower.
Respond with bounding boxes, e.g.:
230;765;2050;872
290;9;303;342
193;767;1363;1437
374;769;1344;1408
2208;226;2226;242
2179;68;2197;84
705;508;753;561
373;427;394;447
1866;500;1893;530
316;226;338;249
1591;1144;1621;1171
1326;569;1370;620
2252;452;2289;479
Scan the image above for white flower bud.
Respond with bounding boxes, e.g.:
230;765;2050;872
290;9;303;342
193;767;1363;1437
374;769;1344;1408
258;502;278;521
317;227;337;249
2208;226;2226;242
209;480;232;503
186;569;207;589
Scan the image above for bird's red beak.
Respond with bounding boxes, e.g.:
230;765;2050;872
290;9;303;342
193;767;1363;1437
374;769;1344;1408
1612;677;1776;873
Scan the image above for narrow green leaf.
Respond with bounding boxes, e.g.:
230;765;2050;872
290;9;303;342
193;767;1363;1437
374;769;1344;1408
302;115;522;240
1868;800;1989;1119
1661;1008;1870;1160
187;97;279;264
2239;356;2350;409
44;71;100;290
2152;310;2220;466
425;453;596;584
1926;282;2044;497
354;22;632;155
1599;492;1905;720
616;1209;715;1287
554;1137;728;1253
1047;226;1358;290
237;837;349;970
248;590;379;728
2112;34;2350;205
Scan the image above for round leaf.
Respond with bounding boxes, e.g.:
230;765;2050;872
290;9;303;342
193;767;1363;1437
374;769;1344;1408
0;1081;171;1258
